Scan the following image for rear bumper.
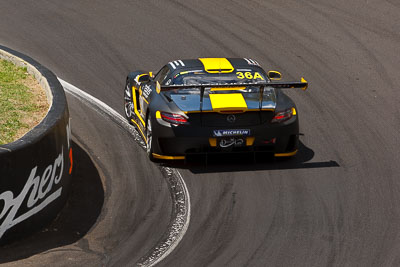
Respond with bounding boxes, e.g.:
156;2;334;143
152;149;298;161
151;116;299;157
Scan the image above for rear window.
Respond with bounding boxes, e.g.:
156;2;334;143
169;69;267;85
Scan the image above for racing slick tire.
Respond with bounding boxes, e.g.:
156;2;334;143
146;115;155;161
124;80;134;123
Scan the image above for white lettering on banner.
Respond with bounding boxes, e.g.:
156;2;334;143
0;121;71;239
142;84;152;98
0;149;64;239
213;129;251;137
66;118;71;149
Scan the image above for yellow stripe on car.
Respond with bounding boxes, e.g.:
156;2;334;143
131;118;147;142
209;93;248;112
152;153;185;160
199;58;234;73
274;149;298;157
132;87;145;126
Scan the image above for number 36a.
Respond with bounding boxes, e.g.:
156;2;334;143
236;72;264;80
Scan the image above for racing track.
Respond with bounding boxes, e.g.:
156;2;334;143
1;0;400;266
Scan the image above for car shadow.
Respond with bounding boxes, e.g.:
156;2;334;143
163;141;340;174
0;141;104;263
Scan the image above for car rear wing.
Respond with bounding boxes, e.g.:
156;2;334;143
160;78;308;110
160;77;308;91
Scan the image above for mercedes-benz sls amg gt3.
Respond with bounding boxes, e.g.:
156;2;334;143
124;58;308;161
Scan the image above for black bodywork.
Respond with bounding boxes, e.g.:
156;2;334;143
124;58;307;160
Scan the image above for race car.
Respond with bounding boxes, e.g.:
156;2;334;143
124;58;308;161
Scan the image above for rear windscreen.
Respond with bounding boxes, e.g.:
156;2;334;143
168;70;267;85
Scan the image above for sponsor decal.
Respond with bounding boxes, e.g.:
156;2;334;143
142;84;152;99
213;129;250;137
219;137;244;148
0;122;71;239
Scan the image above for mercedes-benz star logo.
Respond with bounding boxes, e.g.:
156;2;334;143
227;114;236;123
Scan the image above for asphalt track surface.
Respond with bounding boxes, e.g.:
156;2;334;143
1;0;400;266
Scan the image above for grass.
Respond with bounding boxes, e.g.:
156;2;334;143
0;59;48;145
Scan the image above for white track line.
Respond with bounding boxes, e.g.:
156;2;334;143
59;79;135;134
58;78;191;267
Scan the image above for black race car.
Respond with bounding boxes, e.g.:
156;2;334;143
124;58;307;161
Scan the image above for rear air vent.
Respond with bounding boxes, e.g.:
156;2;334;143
207;69;233;72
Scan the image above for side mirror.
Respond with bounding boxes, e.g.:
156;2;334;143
149;71;153;78
138;74;151;83
267;71;282;80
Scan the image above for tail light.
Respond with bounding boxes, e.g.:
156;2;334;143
160;112;189;125
271;108;295;123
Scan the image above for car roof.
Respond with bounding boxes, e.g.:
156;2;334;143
167;58;265;73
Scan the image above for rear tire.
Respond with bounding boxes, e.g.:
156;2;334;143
124;80;134;123
146;115;154;161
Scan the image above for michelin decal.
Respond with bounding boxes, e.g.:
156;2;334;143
213;129;251;137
